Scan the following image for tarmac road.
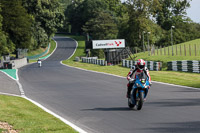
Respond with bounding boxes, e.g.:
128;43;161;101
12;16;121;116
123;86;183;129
18;36;200;133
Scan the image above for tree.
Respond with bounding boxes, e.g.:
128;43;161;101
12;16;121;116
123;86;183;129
1;0;32;49
80;0;118;58
59;0;73;10
154;0;191;30
0;4;15;56
83;11;118;40
103;0;122;16
22;0;64;49
124;0;159;48
65;0;107;33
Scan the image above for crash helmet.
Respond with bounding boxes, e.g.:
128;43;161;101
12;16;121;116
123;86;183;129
137;59;145;70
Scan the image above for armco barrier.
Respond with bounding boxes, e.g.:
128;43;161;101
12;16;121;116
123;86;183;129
167;60;200;73
82;57;106;66
122;60;162;71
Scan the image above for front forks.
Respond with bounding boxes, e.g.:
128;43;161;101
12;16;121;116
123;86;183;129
131;88;148;105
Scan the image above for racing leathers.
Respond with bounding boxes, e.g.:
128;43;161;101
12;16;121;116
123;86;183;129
126;65;151;98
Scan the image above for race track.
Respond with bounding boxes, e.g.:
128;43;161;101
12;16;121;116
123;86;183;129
18;36;200;133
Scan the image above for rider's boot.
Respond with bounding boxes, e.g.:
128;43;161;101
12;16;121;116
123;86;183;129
126;93;130;98
126;86;132;98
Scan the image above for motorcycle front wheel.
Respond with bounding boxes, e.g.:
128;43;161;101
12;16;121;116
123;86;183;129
136;91;144;110
128;98;135;109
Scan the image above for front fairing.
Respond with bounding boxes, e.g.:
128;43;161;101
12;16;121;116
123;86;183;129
133;75;149;89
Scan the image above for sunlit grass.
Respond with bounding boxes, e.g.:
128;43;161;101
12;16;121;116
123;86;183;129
129;38;200;70
28;39;57;63
0;95;77;133
61;35;200;88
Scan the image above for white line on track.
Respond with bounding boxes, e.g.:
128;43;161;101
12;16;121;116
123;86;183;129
22;96;87;133
0;70;17;81
0;92;21;97
1;36;199;133
58;36;200;92
62;63;200;91
0;38;88;133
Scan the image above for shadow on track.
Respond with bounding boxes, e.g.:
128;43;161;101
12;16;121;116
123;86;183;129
148;98;200;107
82;107;133;111
144;121;200;133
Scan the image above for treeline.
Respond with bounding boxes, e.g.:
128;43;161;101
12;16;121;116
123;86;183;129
61;0;200;52
0;0;64;56
1;0;200;57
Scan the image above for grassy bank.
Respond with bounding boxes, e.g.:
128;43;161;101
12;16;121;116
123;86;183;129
0;38;77;132
0;95;77;133
28;39;57;63
27;40;57;57
62;35;86;64
129;39;200;70
61;35;200;88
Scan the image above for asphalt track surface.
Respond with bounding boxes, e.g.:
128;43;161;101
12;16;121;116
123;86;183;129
18;36;200;133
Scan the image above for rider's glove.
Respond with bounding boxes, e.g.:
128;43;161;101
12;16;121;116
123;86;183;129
129;78;134;83
149;81;152;90
149;81;152;86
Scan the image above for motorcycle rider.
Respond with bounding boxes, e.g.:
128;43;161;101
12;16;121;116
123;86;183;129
37;59;42;67
126;59;152;98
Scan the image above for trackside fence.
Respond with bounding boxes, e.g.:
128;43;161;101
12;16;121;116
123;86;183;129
167;60;200;73
82;57;106;66
122;60;162;71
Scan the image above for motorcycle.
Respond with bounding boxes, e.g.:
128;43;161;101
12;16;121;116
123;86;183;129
128;72;150;110
37;59;42;67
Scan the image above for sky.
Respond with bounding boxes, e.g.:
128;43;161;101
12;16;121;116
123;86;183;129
121;0;200;23
186;0;200;23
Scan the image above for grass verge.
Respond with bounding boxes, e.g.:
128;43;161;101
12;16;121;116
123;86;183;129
129;39;200;70
27;47;47;57
61;35;200;88
0;95;77;133
0;38;77;132
28;39;57;63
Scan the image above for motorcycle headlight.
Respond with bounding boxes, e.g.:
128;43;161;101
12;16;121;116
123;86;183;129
136;83;141;88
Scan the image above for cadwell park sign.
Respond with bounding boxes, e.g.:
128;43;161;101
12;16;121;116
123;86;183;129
92;39;125;49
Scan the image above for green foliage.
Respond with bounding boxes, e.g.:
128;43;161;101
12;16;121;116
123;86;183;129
123;0;159;47
63;0;200;56
59;0;72;10
65;0;107;33
1;0;32;49
83;11;118;40
0;32;15;55
0;0;199;57
155;0;191;30
22;0;64;50
0;3;15;55
103;0;122;16
31;22;49;49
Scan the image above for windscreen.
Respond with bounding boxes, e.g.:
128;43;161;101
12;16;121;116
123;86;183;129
137;72;147;81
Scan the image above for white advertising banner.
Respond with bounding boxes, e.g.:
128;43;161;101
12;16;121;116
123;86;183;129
92;39;125;49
